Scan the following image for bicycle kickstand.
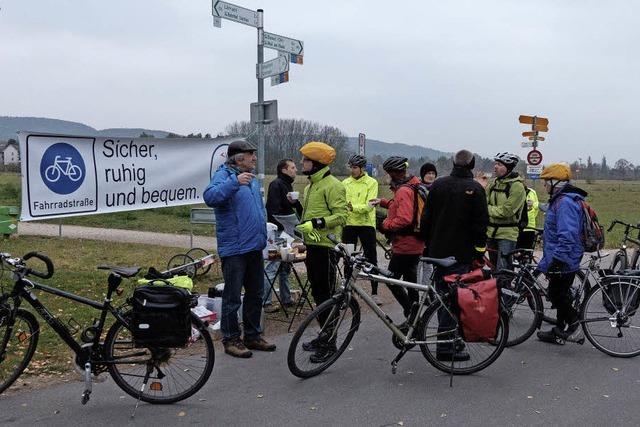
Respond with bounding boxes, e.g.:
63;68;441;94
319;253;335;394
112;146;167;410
131;364;153;419
81;362;92;405
390;348;408;374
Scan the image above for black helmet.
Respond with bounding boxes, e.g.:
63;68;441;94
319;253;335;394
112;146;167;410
227;139;257;158
348;154;367;167
382;156;408;172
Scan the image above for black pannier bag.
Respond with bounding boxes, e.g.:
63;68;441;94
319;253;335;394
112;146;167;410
600;276;640;316
130;284;194;348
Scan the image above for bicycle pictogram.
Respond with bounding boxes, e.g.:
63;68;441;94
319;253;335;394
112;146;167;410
44;155;83;183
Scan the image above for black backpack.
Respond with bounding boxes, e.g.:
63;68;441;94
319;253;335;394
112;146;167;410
130;284;195;348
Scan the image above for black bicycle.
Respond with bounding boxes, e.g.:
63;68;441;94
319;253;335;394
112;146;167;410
608;220;640;271
0;252;214;405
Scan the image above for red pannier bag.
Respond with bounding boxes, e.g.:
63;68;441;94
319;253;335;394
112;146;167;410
443;269;499;343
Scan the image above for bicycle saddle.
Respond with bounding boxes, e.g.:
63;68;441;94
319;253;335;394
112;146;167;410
419;256;457;268
97;265;141;278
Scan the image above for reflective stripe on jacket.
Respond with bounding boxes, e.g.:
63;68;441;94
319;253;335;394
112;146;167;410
343;172;378;227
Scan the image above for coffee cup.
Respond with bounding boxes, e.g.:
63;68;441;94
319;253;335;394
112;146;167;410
288;191;299;201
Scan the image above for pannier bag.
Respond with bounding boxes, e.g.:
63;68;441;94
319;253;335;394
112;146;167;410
600;277;640;316
444;269;499;343
130;285;194;348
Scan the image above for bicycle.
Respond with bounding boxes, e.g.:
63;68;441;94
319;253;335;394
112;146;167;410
0;252;214;406
287;235;509;380
44;155;83;182
607;220;640;271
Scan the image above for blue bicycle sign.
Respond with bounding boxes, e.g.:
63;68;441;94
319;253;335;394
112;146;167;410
39;143;86;194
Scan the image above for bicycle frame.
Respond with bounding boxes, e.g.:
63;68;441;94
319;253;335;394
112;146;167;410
3;275;130;365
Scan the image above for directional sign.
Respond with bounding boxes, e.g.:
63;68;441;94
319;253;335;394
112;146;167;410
212;0;258;27
263;31;304;56
270;71;289;86
527;149;543;166
533;124;549;132
519;115;549;126
522;131;537;137
257;55;289;79
528;136;545;141
521;141;534;148
527;164;543;176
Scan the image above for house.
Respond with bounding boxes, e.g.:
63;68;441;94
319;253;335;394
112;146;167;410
0;140;20;165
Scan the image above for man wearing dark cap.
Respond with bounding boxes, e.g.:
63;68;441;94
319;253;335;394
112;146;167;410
420;149;489;361
486;152;526;272
203;139;276;358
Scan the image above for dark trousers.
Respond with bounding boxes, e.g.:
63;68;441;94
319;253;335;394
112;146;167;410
220;250;264;343
548;271;579;330
305;246;338;324
387;254;420;318
434;263;470;354
516;231;536;250
342;225;378;294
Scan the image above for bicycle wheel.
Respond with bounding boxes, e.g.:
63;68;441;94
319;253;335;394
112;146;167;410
105;313;214;404
417;301;508;375
581;279;640;357
533;269;589;325
287;295;361;378
498;272;543;347
0;308;39;394
610;250;627;273
186;248;212;276
167;254;196;278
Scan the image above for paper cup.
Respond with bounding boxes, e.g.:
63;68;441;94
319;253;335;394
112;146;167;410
288;191;299;200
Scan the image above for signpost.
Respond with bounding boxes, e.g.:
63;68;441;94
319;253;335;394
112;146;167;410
527;149;543;166
526;164;543;179
519;115;549;179
211;1;304;194
358;133;366;156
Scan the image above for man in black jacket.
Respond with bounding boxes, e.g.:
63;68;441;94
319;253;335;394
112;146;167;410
263;158;303;312
421;149;489;361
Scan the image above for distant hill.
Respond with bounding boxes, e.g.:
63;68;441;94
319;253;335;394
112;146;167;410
0;116;170;140
346;137;452;161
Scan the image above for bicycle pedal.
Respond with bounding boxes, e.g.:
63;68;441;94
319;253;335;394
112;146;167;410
391;361;397;375
81;390;91;405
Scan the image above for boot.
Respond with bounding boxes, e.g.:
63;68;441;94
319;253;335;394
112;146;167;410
537;327;565;345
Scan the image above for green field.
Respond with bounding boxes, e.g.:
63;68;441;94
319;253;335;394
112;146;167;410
2;172;640;247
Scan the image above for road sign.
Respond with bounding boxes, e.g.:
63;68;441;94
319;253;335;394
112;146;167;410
358;133;366;156
522;131;537;137
533;124;549;132
527;149;543;166
528;136;545;141
263;31;304;56
527;164;543;177
521;141;534;148
257;55;289;79
250;99;278;124
270;71;289;86
212;1;258;27
519;115;549;126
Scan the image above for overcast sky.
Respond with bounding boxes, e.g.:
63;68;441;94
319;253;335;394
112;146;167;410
1;0;638;164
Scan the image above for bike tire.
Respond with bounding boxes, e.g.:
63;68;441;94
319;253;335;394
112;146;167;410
417;301;509;375
287;295;360;379
610;251;627;273
167;253;196;278
105;312;214;404
0;309;40;394
533;269;589;325
186;248;212;276
581;280;640;358
499;272;543;347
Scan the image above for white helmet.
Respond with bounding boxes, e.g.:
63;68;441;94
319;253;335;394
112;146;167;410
493;152;519;167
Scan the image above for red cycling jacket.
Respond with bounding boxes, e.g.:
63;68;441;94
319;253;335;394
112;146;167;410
380;176;425;255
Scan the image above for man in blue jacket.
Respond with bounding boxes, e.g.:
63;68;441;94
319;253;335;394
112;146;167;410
203;139;276;358
536;163;586;345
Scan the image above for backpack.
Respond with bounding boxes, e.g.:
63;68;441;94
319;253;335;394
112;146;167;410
487;181;529;236
580;200;605;252
398;182;428;235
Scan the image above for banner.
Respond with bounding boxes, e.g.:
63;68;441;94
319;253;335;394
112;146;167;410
19;133;233;221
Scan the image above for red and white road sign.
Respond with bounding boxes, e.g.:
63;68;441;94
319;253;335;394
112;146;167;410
527;149;543;166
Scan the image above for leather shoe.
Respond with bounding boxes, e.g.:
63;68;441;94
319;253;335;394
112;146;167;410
244;337;276;352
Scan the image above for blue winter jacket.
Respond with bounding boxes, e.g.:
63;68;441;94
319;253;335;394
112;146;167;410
538;184;587;273
203;164;267;258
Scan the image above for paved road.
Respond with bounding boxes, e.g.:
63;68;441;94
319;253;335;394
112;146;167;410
18;222;216;249
1;303;639;426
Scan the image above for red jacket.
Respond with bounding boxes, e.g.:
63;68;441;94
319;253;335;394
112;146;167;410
380;176;425;255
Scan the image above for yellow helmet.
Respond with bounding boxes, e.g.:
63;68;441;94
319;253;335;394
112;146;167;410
540;163;571;181
300;141;336;165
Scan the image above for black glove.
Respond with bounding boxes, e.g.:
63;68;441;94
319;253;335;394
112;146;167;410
548;258;567;273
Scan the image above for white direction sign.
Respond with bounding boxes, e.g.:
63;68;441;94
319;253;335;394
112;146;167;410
257;55;289;79
527;164;543;174
263;31;304;56
521;141;534;148
212;0;258;27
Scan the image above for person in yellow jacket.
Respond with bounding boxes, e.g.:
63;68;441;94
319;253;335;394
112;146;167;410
516;184;540;249
295;141;347;364
486;152;527;271
342;154;382;305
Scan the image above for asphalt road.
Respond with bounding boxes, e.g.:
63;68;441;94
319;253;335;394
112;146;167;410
1;303;639;426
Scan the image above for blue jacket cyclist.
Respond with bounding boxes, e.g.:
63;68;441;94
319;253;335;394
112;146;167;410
203;139;276;358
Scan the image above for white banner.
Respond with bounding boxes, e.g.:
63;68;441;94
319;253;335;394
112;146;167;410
19;132;233;221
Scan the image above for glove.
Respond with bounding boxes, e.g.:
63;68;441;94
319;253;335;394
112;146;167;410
308;230;321;243
548;258;567;274
295;221;314;235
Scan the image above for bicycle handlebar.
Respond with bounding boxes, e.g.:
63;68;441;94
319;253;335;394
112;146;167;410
607;219;640;233
326;234;395;278
22;252;55;279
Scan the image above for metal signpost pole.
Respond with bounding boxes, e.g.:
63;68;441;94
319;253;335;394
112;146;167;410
256;9;265;194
